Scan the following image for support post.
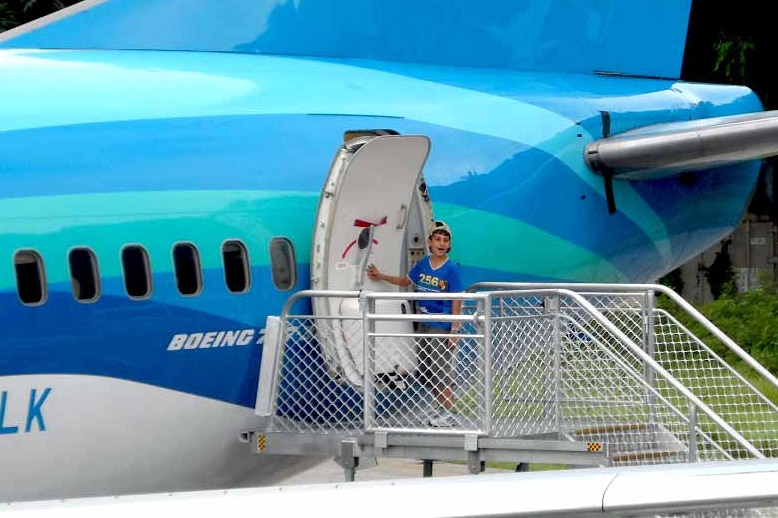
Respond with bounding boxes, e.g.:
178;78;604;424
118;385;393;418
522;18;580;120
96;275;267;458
467;451;481;474
688;403;699;463
340;439;359;482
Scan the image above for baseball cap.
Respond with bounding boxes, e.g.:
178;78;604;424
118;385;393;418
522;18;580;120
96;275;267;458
430;220;452;239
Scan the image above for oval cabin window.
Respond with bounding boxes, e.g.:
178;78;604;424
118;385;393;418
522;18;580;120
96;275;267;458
222;240;250;293
269;238;296;291
173;243;202;296
69;247;100;302
121;245;152;300
14;250;46;305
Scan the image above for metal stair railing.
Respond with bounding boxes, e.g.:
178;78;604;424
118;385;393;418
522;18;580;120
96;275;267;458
469;283;778;462
486;308;729;464
260;289;487;435
256;285;772;467
649;310;778;458
259;289;366;433
478;288;764;464
470;282;778;390
555;312;731;464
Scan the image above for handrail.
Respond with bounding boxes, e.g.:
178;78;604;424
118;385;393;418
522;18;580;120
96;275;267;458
561;316;735;461
468;282;778;391
478;288;764;458
280;289;361;318
271;285;768;457
656;308;778;414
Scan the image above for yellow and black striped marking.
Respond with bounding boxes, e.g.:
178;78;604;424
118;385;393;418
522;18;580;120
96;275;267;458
257;434;267;452
587;442;603;452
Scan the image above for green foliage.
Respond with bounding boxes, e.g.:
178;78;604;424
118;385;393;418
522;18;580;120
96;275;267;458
703;240;736;300
702;290;778;374
659;288;778;377
713;32;755;84
658;268;684;295
0;1;21;30
0;0;77;32
23;0;69;10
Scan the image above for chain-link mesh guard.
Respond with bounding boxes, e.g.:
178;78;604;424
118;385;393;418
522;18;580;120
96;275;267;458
486;292;692;462
268;293;487;434
272;316;365;432
263;287;778;467
575;292;778;462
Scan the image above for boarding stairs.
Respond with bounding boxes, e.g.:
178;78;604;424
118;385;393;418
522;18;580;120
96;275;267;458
250;283;778;479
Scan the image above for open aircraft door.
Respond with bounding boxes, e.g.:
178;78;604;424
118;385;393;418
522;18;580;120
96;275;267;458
312;134;433;387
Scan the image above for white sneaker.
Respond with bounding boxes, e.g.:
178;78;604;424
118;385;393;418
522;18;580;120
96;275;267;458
428;409;459;428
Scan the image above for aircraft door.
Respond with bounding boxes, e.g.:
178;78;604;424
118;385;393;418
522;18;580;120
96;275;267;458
311;134;433;387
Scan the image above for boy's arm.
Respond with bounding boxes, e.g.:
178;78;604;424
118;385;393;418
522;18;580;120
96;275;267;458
367;264;411;287
449;263;464;332
451;299;463;332
378;273;412;287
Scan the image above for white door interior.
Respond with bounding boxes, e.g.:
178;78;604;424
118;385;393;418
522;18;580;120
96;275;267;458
311;134;432;386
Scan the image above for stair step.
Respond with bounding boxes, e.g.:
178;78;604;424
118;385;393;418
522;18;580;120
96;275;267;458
574;423;650;436
612;450;682;463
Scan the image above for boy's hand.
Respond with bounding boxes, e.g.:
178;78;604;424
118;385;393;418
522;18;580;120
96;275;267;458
448;325;461;348
366;263;381;281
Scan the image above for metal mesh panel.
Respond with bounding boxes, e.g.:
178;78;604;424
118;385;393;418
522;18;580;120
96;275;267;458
268;293;489;434
651;310;778;460
364;326;487;432
581;293;646;346
485;293;680;464
271;316;365;433
568;290;778;462
488;299;557;437
556;311;710;466
490;325;557;435
263;285;778;468
484;290;775;466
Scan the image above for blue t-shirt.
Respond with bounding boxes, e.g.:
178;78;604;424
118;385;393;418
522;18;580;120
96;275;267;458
407;256;463;330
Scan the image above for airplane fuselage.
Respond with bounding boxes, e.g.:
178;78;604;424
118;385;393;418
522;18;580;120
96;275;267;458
0;46;764;501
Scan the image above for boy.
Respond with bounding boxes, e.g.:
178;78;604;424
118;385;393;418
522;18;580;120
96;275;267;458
366;220;463;427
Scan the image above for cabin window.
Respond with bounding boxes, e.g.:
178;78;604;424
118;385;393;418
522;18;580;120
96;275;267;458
222;240;250;293
14;250;46;305
121;245;152;299
69;247;100;302
269;237;296;291
173;243;202;296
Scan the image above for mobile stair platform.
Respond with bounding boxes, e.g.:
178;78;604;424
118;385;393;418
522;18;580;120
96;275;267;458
249;283;778;480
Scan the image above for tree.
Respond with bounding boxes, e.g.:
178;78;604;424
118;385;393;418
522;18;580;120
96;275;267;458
0;0;79;33
704;240;736;300
683;1;778;225
683;0;778;109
